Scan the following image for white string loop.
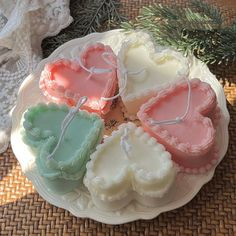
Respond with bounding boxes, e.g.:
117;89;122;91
101;51;117;68
150;61;192;126
75;56;112;80
47;96;88;160
71;46;146;102
101;49;146;101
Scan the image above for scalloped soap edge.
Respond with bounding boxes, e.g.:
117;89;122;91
23;102;104;175
117;31;189;103
84;122;176;203
80;42;118;114
176;142;220;174
39;43;118;114
137;78;217;156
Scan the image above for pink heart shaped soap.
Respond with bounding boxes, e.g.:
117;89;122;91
137;79;219;173
39;43;117;115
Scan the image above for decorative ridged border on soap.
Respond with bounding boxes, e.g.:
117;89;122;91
176;143;219;174
137;78;217;157
176;106;221;174
117;31;189;103
11;29;230;223
211;105;221;128
23;103;104;180
80;43;118;114
39;43;118;114
39;59;81;104
84;122;176;203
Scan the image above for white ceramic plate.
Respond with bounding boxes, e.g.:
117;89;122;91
11;30;230;224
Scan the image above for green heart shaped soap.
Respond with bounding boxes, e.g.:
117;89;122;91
22;102;104;194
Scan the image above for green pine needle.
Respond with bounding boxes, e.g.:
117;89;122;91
121;1;236;65
42;0;125;57
191;0;222;26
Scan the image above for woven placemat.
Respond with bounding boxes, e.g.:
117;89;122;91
1;1;236;235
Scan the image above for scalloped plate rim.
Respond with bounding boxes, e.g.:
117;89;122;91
11;29;230;224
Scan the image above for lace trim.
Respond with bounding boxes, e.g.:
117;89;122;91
0;0;72;153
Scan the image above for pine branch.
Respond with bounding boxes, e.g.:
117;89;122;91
83;0;107;35
73;0;125;36
42;0;125;57
191;0;222;26
121;1;236;66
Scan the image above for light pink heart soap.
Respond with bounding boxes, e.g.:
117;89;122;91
39;43;117;115
137;79;220;173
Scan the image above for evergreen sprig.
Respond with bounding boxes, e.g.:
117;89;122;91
121;0;236;65
42;0;125;57
77;0;125;36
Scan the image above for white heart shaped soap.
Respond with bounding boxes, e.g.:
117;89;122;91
117;31;189;115
84;122;176;211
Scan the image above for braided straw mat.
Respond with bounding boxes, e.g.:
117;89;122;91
1;0;235;235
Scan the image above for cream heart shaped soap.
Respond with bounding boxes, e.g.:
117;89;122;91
137;79;219;173
84;122;176;211
39;43;117;115
118;32;189;115
22;102;104;194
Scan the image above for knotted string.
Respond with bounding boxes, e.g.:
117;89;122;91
120;127;132;158
75;56;112;80
73;44;190;119
101;67;146;101
47;96;88;160
73;47;146;102
100;51;146;101
150;62;192;126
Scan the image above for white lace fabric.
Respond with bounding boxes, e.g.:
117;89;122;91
0;0;72;153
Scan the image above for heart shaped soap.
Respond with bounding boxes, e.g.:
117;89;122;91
118;32;189;116
22;103;104;194
137;79;219;173
84;122;176;211
39;43;117;115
